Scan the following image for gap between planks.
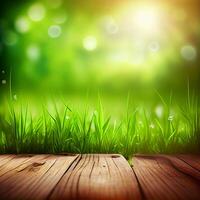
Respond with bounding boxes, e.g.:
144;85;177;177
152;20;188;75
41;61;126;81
1;154;199;200
0;154;141;200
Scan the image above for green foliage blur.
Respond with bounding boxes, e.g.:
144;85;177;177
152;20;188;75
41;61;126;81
0;0;200;155
0;0;199;97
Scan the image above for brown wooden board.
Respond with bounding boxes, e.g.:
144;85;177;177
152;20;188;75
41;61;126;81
0;155;16;168
0;154;140;200
132;154;200;200
49;154;141;200
0;154;40;177
0;154;79;200
1;154;200;200
177;154;200;172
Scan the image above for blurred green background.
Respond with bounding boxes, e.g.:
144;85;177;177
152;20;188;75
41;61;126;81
0;0;199;97
0;0;200;155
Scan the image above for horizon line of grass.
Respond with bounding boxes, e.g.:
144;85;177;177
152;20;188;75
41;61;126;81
0;90;199;159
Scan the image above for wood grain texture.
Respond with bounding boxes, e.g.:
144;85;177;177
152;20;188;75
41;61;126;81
177;154;200;172
49;154;141;200
0;154;199;200
0;154;79;200
132;154;200;200
0;154;39;177
0;155;16;168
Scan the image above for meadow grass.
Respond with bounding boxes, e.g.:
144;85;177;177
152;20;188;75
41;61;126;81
0;90;199;159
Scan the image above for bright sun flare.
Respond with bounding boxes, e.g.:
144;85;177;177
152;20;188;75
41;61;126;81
134;7;159;31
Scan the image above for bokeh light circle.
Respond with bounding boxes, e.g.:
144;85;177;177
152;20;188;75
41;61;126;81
83;36;97;51
48;25;62;38
26;44;40;60
103;16;119;35
4;31;18;46
181;45;197;61
1;80;6;84
148;41;160;52
15;16;30;33
28;3;46;22
155;105;163;118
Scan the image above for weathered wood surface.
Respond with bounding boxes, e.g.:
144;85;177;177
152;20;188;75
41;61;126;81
0;154;199;200
132;154;200;200
0;154;141;200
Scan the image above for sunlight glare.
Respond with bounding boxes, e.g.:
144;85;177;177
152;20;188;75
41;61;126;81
134;7;159;31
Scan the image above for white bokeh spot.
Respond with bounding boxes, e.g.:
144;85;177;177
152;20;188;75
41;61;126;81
28;3;46;22
48;25;62;38
2;80;6;84
15;16;30;33
26;44;40;60
181;45;197;61
83;36;97;51
155;105;163;118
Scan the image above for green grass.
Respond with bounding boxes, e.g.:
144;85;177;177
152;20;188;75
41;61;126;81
0;90;199;159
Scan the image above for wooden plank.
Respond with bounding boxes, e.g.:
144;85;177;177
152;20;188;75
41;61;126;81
0;154;79;200
0;155;16;168
0;155;50;184
132;155;200;200
162;155;200;181
0;154;41;177
50;154;141;200
2;154;199;200
177;154;200;171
